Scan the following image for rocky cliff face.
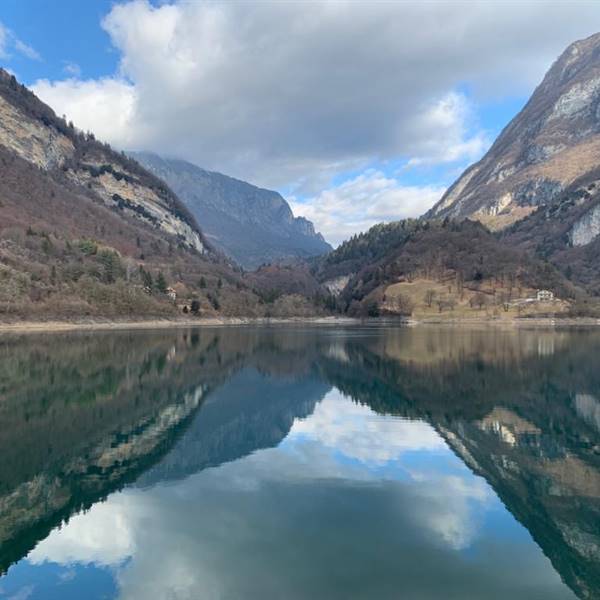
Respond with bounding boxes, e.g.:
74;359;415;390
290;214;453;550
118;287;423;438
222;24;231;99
499;167;600;294
570;202;600;246
131;152;331;270
0;70;205;253
427;32;600;231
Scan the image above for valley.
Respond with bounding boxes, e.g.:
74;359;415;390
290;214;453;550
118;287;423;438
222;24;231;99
3;33;600;324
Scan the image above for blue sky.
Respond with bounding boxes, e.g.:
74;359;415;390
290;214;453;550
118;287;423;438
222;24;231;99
1;0;598;245
0;0;117;81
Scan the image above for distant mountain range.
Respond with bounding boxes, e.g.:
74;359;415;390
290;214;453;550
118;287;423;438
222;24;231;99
131;152;331;270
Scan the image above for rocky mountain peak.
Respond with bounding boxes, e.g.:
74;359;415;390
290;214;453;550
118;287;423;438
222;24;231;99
427;32;600;230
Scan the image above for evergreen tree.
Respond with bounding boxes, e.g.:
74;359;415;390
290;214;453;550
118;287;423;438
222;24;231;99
156;272;168;294
140;267;153;291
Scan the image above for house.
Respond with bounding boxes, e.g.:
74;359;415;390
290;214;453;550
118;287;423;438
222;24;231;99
166;287;177;301
536;289;554;302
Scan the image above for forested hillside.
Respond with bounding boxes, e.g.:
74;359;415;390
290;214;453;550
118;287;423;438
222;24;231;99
312;219;580;318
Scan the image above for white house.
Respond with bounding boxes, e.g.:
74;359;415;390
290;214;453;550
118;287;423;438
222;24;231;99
536;289;554;302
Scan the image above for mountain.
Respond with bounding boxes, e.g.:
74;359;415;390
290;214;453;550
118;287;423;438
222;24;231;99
0;72;204;252
131;152;332;270
427;32;600;231
499;166;600;296
0;69;271;319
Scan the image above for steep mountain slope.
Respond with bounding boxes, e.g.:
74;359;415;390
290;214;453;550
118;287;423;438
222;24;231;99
131;152;332;270
0;72;205;253
0;69;267;318
427;32;600;230
501;166;600;295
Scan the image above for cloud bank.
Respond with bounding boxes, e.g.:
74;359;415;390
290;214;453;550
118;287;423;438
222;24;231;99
290;170;446;246
30;0;600;243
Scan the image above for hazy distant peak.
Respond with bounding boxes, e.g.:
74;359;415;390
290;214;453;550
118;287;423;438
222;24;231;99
131;152;332;269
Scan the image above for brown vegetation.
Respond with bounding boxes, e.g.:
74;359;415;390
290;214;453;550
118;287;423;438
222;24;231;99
312;219;579;317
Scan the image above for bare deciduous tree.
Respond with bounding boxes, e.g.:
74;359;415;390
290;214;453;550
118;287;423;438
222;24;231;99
424;289;436;308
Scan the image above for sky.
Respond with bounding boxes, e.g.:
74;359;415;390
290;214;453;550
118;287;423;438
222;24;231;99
1;0;599;246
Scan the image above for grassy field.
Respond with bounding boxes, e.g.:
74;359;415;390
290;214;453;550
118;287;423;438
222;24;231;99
382;278;569;320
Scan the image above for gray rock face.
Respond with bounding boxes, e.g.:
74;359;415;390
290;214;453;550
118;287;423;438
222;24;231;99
0;69;207;254
513;178;564;207
427;32;600;230
570;203;600;246
131;152;331;269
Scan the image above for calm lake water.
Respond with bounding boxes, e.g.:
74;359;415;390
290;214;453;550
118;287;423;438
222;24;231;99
0;325;598;599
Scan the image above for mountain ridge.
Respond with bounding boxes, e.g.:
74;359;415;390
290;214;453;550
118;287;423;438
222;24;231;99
131;152;332;270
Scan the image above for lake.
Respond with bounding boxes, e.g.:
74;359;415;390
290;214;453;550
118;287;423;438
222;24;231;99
0;324;598;599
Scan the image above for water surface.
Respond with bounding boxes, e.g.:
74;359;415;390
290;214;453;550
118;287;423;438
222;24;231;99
0;325;598;599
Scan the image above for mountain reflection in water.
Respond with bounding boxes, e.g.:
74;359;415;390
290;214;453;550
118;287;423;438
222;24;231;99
0;325;598;599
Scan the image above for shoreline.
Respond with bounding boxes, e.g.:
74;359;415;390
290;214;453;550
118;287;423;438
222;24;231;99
0;315;599;333
0;316;361;333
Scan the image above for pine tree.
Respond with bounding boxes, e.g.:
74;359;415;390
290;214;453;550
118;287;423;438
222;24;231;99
140;267;153;291
156;272;168;294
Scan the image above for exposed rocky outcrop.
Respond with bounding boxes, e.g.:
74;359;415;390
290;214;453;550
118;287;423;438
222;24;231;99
427;32;600;230
0;70;205;253
323;275;352;296
570;202;600;246
131;152;331;269
501;168;600;294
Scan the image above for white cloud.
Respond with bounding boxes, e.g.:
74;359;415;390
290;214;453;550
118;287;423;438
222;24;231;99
30;0;600;194
0;21;40;61
407;92;490;166
0;22;9;59
290;170;445;245
290;390;446;464
32;77;137;143
28;496;135;567
63;61;82;77
13;39;40;61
